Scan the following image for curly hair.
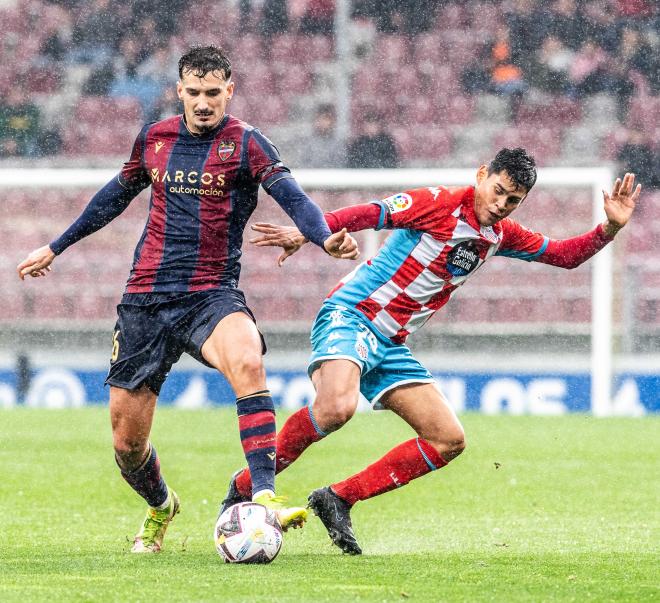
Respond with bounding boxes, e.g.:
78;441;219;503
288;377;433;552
178;45;232;81
488;147;537;192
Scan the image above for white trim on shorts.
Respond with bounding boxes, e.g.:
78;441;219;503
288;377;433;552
370;377;437;406
308;355;364;376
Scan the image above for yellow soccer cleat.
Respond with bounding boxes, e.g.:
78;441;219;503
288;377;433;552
131;489;180;553
253;492;308;532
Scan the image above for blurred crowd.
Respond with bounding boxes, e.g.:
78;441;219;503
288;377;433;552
0;0;658;186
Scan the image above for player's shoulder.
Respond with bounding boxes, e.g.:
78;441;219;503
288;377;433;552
225;115;276;142
224;114;256;134
497;217;527;238
144;115;180;136
404;185;472;209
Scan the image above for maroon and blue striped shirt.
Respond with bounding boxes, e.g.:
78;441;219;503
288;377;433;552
119;114;296;293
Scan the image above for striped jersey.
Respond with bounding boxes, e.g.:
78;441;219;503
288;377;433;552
327;185;550;343
119;114;291;293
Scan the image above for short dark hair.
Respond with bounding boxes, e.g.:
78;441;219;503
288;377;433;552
178;45;232;81
488;147;537;192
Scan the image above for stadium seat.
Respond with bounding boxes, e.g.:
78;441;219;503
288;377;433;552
435;4;467;29
492;126;561;166
413;33;444;65
627;96;660;129
299;35;334;64
516;99;581;127
438;95;475;125
25;66;62;94
371;35;410;66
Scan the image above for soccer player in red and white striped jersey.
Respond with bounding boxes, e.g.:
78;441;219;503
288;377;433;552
226;149;641;554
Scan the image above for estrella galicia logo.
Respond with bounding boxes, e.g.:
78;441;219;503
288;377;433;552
446;241;480;276
217;141;236;161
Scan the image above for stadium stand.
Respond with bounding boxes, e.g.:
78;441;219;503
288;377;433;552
1;0;658;340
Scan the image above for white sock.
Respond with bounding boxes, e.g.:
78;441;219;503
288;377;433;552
154;490;171;510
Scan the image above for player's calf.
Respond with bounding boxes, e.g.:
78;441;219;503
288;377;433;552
117;442;170;511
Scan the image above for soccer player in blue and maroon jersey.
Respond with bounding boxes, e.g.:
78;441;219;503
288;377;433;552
224;150;641;555
17;45;358;553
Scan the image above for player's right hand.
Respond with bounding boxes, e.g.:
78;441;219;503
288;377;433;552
17;245;56;280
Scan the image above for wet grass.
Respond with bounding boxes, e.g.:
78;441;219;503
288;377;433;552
0;409;658;602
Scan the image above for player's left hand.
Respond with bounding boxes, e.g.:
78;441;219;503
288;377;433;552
250;222;308;266
602;173;641;237
323;228;360;262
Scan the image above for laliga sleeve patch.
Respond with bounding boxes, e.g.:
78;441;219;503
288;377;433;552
383;193;413;214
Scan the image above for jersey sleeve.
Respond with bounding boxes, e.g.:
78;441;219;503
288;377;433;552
325;203;382;233
374;187;445;231
495;219;549;261
247;128;292;191
118;123;152;193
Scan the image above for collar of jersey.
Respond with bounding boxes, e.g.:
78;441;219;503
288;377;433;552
181;113;230;139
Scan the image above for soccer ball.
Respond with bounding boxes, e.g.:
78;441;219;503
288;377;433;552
214;502;283;564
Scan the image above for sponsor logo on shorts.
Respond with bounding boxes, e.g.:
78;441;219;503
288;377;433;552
327;332;342;342
330;309;345;327
327;346;341;354
355;341;368;360
383;193;413;214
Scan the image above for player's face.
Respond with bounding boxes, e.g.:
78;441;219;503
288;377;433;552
473;166;528;227
177;69;234;134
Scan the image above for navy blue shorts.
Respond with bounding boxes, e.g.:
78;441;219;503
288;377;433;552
105;288;265;395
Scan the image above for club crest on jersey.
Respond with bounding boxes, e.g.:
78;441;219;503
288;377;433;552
217;141;236;161
383;193;413;214
480;226;499;243
355;341;369;360
446;241;481;277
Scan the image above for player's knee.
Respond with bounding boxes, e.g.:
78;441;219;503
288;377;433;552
313;393;358;430
329;401;358;426
231;350;265;382
113;436;148;470
442;428;466;460
426;425;466;461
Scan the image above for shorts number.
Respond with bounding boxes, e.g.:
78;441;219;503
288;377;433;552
111;330;120;363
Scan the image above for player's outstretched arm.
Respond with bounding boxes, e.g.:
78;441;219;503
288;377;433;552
601;172;641;237
16;176;143;282
251;223;359;266
17;245;56;280
505;173;642;270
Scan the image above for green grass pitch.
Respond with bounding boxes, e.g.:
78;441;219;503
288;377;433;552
1;408;658;602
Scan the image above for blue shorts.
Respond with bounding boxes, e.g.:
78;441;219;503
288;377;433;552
308;302;435;405
106;288;264;395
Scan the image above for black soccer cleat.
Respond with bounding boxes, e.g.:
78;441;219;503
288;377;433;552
308;487;362;555
218;470;250;517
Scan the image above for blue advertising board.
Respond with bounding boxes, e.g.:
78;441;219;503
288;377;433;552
0;368;656;415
